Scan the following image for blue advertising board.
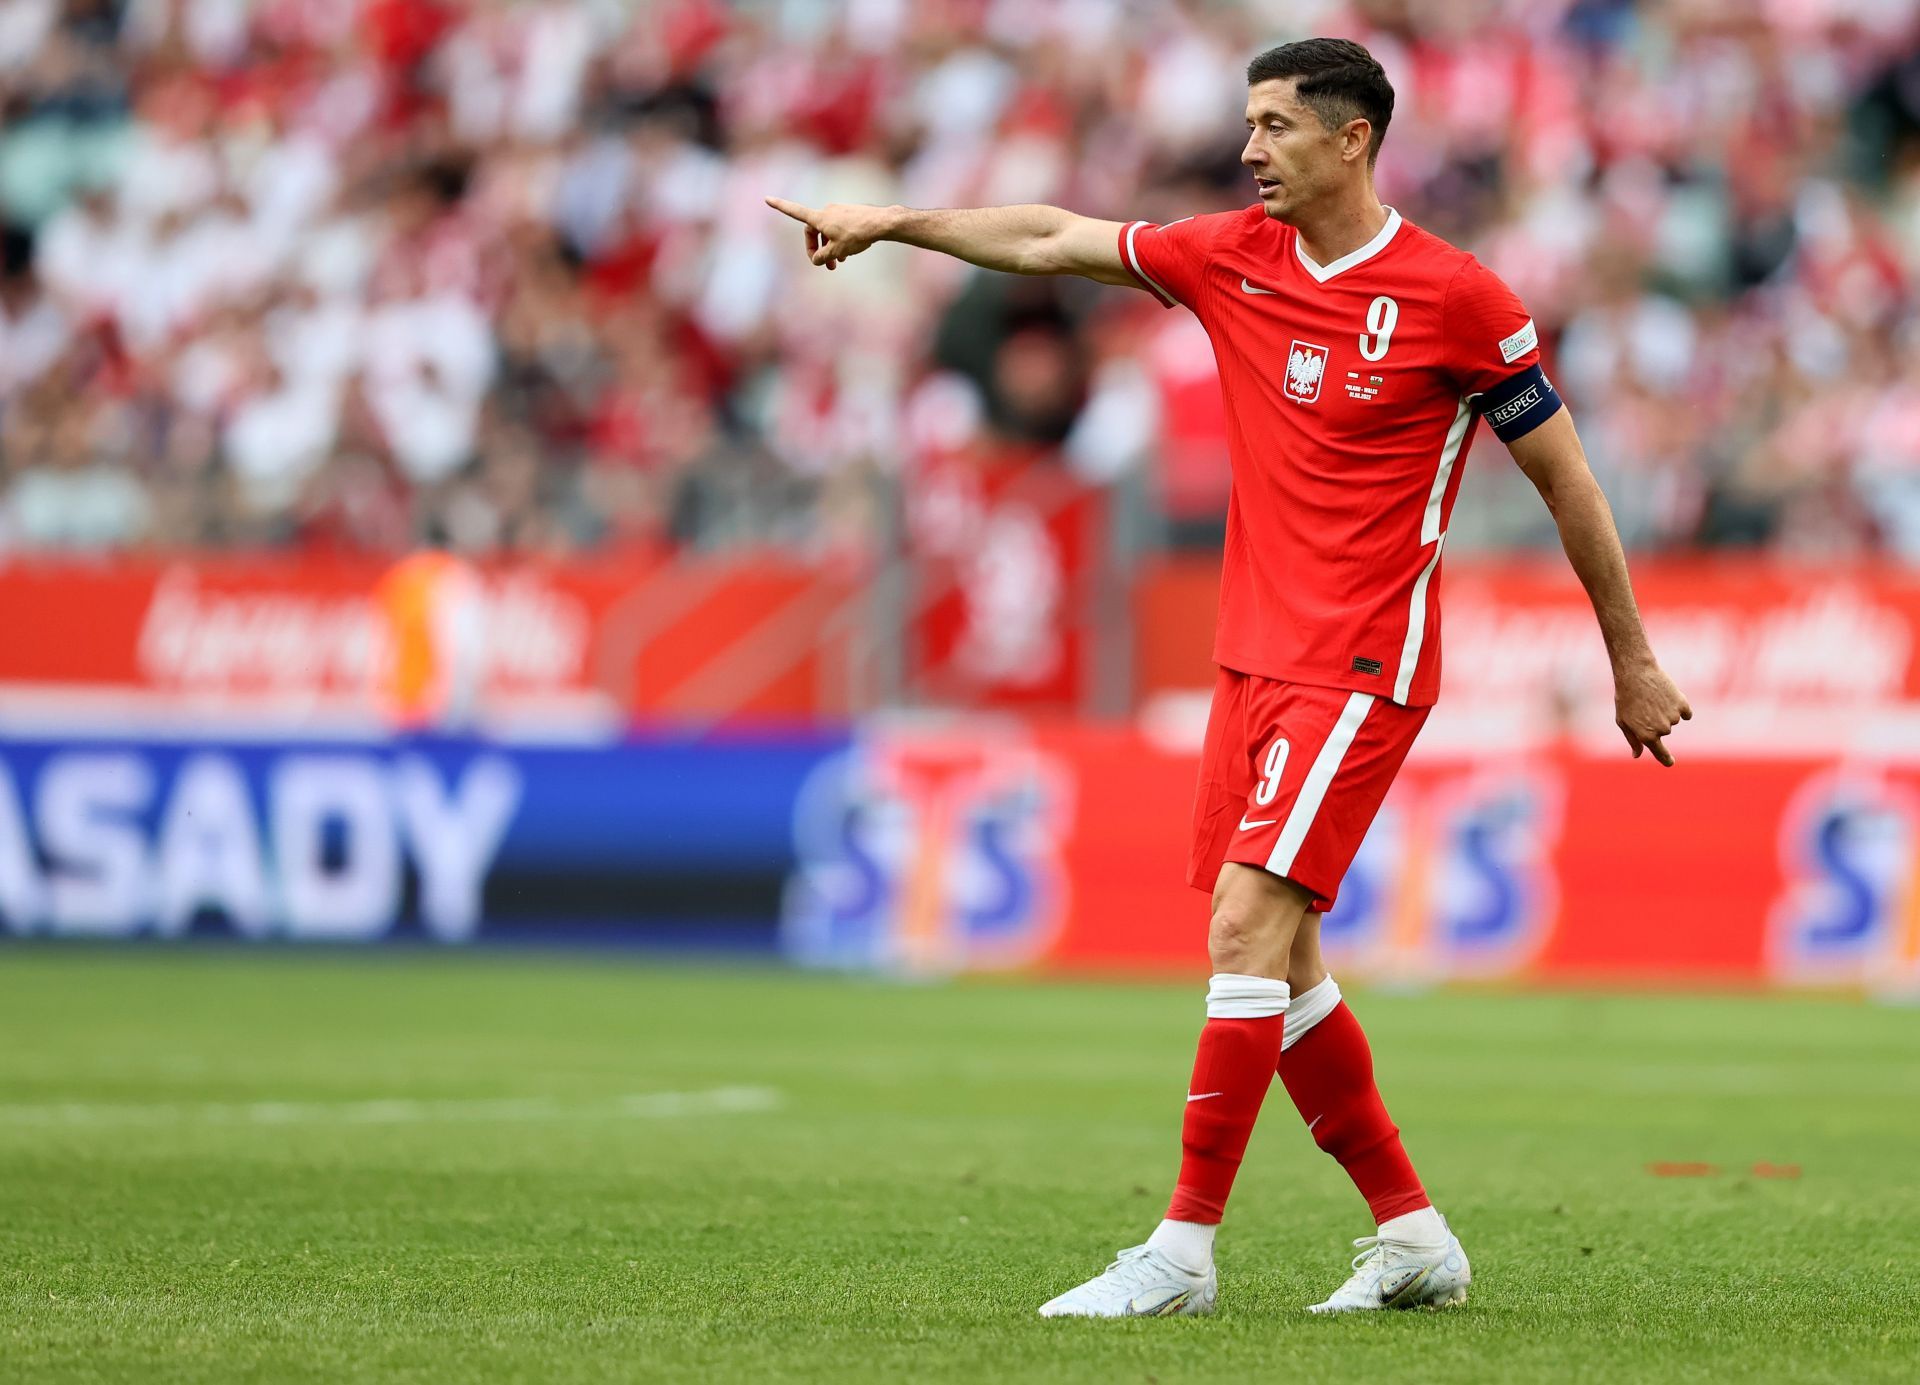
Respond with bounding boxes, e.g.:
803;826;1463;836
0;731;849;949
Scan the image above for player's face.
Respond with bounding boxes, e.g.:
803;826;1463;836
1242;78;1363;222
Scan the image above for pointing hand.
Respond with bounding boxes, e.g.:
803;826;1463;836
764;197;891;270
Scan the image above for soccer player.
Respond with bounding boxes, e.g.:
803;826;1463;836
768;37;1691;1317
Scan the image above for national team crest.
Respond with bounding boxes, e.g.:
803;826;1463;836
1285;339;1328;404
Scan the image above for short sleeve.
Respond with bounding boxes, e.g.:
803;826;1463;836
1442;258;1541;396
1117;215;1218;311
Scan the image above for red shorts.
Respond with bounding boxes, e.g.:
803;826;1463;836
1187;669;1430;912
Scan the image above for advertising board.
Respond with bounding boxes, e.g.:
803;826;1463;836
2;721;1913;992
0;732;840;951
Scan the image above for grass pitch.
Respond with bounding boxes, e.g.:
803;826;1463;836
3;951;1917;1383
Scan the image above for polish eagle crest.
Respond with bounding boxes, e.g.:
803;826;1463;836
1285;341;1327;402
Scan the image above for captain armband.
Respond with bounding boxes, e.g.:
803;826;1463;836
1477;363;1562;443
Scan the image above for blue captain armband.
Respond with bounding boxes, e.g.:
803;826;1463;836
1477;363;1562;443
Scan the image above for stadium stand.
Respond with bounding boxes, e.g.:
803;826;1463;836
0;0;1917;558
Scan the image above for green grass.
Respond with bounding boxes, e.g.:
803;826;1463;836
2;951;1917;1383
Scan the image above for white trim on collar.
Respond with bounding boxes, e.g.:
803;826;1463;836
1294;207;1403;284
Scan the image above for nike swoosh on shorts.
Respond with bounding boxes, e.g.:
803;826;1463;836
1238;815;1278;830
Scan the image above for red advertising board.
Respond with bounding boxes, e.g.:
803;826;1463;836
817;719;1919;991
1136;557;1920;727
10;553;1910;738
0;554;862;726
771;714;1920;992
1075;557;1920;988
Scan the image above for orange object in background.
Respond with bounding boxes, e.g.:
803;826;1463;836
373;550;486;731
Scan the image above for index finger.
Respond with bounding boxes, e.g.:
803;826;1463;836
764;196;817;225
1648;735;1674;768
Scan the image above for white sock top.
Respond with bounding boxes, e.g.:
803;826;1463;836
1204;972;1289;1019
1281;974;1342;1050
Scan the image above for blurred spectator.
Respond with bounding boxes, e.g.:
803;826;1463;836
0;0;1918;562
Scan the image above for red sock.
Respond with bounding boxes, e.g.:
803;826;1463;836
1165;1014;1285;1224
1278;1000;1429;1223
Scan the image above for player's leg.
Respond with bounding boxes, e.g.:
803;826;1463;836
1154;863;1309;1239
1278;914;1470;1310
1280;913;1430;1228
1038;864;1306;1319
1159;669;1305;1267
1040;670;1304;1319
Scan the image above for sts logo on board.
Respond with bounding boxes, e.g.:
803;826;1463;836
1322;766;1564;982
1768;769;1920;992
780;725;1068;976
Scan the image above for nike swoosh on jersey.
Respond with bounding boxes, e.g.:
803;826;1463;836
1240;278;1280;295
1237;815;1278;830
1186;1091;1224;1103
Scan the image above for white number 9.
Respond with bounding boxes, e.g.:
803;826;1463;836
1360;295;1398;362
1254;736;1290;807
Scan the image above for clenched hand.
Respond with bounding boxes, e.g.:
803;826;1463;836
764;197;892;270
1614;657;1692;766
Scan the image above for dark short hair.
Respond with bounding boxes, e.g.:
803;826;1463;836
1246;38;1394;167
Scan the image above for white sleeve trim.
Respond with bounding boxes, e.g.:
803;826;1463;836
1123;221;1180;307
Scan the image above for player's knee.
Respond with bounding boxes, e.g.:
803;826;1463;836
1207;899;1284;975
1206;903;1252;971
1207;865;1309;975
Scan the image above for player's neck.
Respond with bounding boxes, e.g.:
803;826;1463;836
1290;190;1390;271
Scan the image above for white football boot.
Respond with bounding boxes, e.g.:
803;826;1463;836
1307;1223;1471;1313
1038;1244;1218;1319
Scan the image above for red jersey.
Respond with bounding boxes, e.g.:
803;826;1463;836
1118;206;1544;706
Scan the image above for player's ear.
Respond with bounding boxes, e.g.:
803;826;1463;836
1343;118;1372;165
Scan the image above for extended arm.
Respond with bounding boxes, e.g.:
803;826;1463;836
1507;408;1693;765
764;197;1140;287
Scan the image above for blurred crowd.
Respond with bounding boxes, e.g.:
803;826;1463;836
1;0;1919;560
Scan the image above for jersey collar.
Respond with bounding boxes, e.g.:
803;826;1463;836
1294;207;1403;284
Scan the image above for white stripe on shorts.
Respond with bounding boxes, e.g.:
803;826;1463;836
1266;692;1375;878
